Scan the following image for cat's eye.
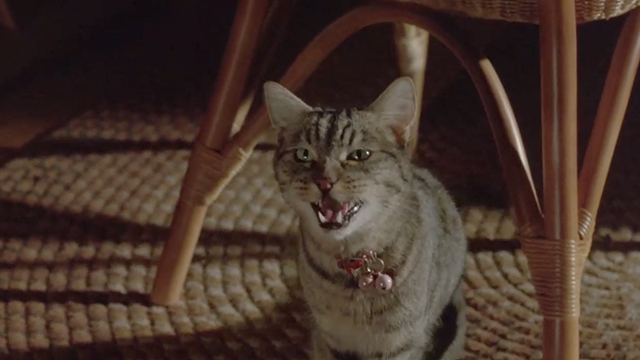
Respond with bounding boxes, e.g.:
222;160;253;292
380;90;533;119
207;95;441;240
294;148;313;163
347;149;372;161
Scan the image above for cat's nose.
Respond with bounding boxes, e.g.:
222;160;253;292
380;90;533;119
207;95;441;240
314;178;333;192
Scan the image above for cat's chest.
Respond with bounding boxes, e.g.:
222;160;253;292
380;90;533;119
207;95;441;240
310;290;424;353
311;292;386;334
305;285;402;326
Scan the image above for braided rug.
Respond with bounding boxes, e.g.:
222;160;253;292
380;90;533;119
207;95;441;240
0;99;639;359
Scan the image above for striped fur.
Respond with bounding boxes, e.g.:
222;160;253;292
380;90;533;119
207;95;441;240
264;78;467;360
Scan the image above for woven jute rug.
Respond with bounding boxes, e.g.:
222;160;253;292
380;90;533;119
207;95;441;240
0;100;639;360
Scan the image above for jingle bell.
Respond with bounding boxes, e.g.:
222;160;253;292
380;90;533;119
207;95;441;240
374;273;393;291
358;273;375;290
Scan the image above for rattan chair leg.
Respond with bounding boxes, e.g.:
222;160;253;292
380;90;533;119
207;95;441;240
578;9;640;242
535;0;581;358
230;0;298;135
150;0;270;306
393;23;429;154
0;0;16;31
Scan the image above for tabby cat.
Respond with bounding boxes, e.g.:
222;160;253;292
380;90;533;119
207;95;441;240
263;77;467;360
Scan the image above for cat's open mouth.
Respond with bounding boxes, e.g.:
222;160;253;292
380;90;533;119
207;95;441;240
310;196;362;230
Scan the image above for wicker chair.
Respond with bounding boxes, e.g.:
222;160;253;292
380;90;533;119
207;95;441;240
149;0;640;358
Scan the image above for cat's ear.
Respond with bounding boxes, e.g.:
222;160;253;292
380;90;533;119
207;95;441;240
366;77;417;147
263;81;313;132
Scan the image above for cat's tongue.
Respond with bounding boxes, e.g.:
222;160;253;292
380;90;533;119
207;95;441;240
320;196;349;222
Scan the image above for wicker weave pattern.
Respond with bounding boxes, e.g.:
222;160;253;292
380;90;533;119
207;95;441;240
388;0;640;23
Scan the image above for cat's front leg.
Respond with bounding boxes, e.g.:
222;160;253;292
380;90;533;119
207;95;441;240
436;283;467;360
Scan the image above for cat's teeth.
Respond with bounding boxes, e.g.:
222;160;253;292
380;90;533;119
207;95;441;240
335;211;344;224
352;203;360;213
318;211;328;223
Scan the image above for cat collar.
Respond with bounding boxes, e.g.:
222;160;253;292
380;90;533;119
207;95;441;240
334;251;393;292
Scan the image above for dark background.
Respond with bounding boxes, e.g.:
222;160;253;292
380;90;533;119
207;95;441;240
0;0;634;211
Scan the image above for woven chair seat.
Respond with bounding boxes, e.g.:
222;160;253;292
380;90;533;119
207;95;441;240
387;0;640;23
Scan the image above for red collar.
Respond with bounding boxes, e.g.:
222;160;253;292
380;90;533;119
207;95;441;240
334;251;394;292
334;252;370;276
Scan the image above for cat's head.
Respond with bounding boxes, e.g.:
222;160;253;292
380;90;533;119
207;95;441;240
264;77;416;240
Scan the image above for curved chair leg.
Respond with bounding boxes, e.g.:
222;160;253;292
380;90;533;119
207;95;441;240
393;23;429;154
151;0;271;306
578;8;640;241
232;3;542;234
